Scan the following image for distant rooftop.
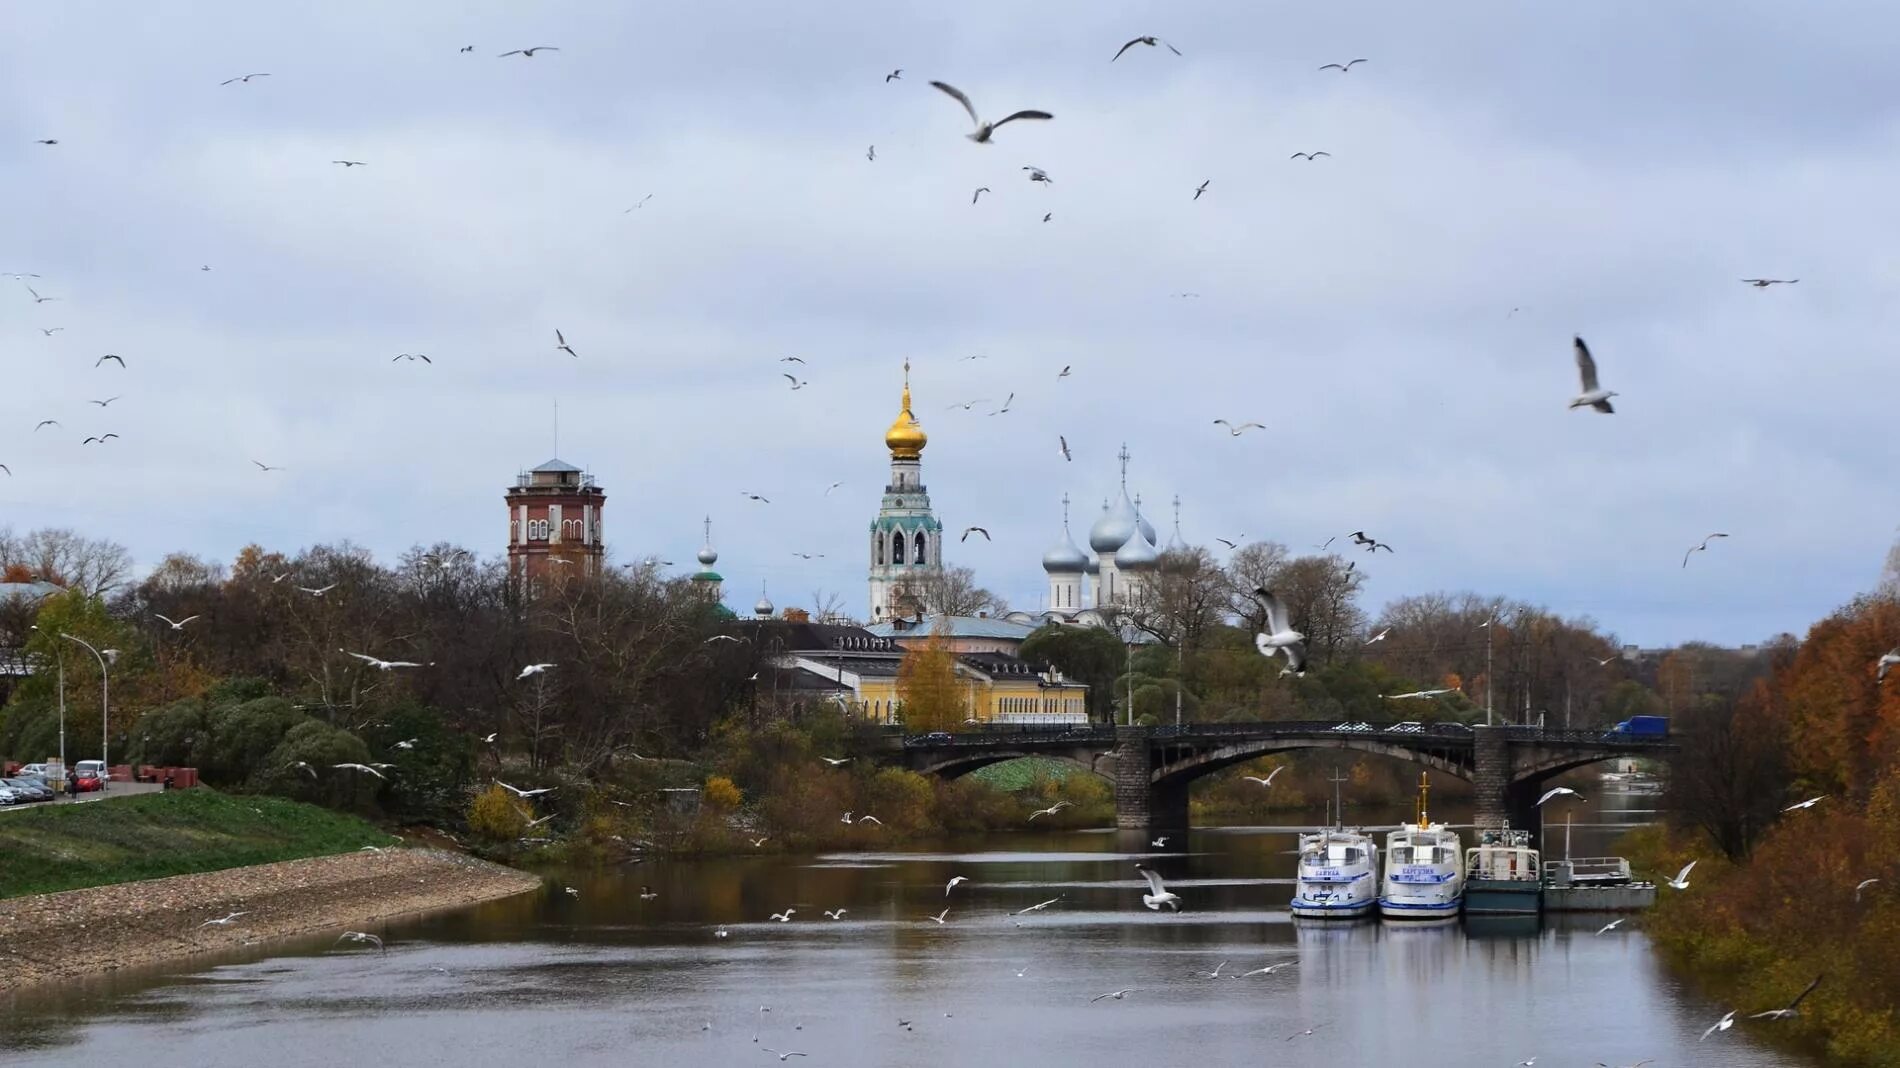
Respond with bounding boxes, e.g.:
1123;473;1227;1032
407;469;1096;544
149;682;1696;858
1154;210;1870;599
867;614;1036;641
0;580;63;604
532;458;582;473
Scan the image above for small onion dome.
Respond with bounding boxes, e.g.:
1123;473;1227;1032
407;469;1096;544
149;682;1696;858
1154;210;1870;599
1042;528;1088;573
697;541;719;567
1116;526;1160;571
1088;491;1139;554
885;379;927;459
753;593;775;617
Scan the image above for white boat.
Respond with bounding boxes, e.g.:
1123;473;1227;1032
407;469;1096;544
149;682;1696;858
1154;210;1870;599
1380;774;1465;920
1291;829;1379;918
1463;827;1541;916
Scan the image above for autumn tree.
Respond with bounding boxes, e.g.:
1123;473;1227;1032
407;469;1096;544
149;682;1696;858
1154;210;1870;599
1666;679;1791;861
1020;622;1127;721
895;625;964;731
0;527;132;596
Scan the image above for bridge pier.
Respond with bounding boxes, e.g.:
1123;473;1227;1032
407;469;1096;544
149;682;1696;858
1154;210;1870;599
1112;726;1189;830
1472;727;1511;831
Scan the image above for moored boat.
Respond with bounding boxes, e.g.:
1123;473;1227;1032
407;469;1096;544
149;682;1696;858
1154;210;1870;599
1291;829;1380;918
1380;774;1465;920
1464;827;1541;916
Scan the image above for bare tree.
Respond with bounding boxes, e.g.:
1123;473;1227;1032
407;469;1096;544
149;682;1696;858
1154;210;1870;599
1223;541;1290;629
1240;554;1365;667
1128;547;1229;647
0;527;133;596
892;565;1005;618
808;588;853;625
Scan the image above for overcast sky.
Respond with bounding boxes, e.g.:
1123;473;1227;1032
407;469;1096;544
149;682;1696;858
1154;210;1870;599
4;1;1897;646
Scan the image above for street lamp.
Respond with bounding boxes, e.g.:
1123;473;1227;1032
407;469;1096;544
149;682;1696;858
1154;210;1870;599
59;633;111;782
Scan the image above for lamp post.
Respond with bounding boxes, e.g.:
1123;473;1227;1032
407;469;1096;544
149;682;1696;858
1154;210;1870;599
55;650;67;773
59;633;111;781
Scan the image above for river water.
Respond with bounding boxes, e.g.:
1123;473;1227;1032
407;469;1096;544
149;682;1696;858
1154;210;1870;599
2;785;1811;1067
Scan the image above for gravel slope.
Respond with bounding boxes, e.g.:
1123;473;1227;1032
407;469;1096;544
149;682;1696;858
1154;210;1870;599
0;848;541;991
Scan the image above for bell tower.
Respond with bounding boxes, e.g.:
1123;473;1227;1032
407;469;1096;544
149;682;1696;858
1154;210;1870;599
868;360;944;622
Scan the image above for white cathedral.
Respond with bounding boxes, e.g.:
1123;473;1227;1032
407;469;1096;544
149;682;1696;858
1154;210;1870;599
862;363;1171;629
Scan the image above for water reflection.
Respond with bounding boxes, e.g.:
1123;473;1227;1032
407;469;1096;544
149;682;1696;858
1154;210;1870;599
1;789;1809;1067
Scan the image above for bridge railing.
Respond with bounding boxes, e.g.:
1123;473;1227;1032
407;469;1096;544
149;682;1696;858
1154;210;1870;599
882;722;1675;748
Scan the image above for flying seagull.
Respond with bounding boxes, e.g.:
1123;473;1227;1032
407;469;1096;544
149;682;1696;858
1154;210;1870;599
622;194;654;212
1137;866;1181;911
1112;36;1181;60
39;327;63;335
1536;787;1584;806
885;69;902;82
1568;336;1616;413
336;931;385;952
1366;627;1392;645
1193;179;1209;200
89;397;120;407
25;286;59;303
783;373;807;390
81;434;119;445
1151;836;1168;848
334;763;387;779
1741;278;1797;288
1381;689;1458;700
1213;419;1264;436
34;139;58;145
927;908;950;924
220;73;270;84
1215;538;1239;549
1242;962;1297;977
555;329;578;357
1319;59;1368;72
1682;532;1730;568
1783;795;1825;812
1290;151;1332;160
1856;878;1881;901
297;583;337;596
1028;801;1072;820
989;393;1014;415
1241;766;1285;788
1252;588;1307;676
1091;989;1134;1002
0;464;8;476
867;145;875;161
253;461;283;472
517;663;555;679
1595;919;1624;935
494;780;556;798
1750;974;1824;1020
392;352;431;363
1665;860;1697;890
499;46;559;57
96;354;126;367
341;650;424;671
961;526;990;542
199;911;249;927
331;160;366;167
1022;166;1052;184
155;613;200;630
1015;896;1062;914
1875;649;1899;682
971;186;990;204
928;81;1053;144
1042;212;1052;223
1057;365;1071;378
820;756;849;765
761;1051;807;1062
1700;1010;1737;1041
779;355;805;363
741;492;771;503
1058;435;1071;462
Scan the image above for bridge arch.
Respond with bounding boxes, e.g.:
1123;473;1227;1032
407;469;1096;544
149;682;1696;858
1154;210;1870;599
913;750;1105;780
1151;738;1473;792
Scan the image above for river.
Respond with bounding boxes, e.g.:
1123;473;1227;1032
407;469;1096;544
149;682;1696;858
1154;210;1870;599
1;784;1811;1067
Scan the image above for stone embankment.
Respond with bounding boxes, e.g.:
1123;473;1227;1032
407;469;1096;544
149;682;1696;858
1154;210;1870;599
0;848;540;991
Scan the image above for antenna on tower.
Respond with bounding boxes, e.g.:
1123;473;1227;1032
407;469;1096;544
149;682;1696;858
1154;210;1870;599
1117;443;1131;489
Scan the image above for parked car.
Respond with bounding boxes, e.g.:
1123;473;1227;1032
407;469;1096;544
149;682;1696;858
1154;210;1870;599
1;777;54;802
1390;721;1426;733
70;773;105;793
0;784;23;806
74;759;109;781
19;763;50;780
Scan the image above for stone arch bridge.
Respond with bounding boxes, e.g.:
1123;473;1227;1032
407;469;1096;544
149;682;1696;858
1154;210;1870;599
881;721;1676;841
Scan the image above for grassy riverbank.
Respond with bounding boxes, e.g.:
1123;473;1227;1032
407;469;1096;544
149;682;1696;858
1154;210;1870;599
0;789;392;899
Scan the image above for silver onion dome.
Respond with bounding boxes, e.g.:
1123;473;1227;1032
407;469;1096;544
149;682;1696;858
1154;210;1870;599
696;543;719;567
1116;525;1160;570
1088;491;1139;554
1042;527;1088;573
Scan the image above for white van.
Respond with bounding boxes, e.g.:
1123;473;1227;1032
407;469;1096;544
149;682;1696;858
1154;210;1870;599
74;760;109;781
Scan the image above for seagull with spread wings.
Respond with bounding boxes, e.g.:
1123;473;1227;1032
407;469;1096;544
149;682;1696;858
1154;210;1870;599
885;68;902;82
928;81;1053;144
971;186;990;204
1193;179;1209;200
1319;58;1368;72
25;286;59;303
555;329;578;357
1741;278;1797;288
1213;419;1264;436
1682;532;1729;568
1568;336;1617;413
1750;974;1823;1020
1253;588;1307;676
331;160;366;167
782;373;807;390
961;526;990;542
155;614;199;630
499;46;558;57
1290;151;1332;160
220;73;270;85
1112;36;1181;60
1241;766;1285;788
1880;649;1900;682
96;354;126;368
341;649;425;671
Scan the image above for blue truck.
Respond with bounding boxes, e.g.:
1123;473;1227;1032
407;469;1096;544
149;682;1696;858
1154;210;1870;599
1611;714;1669;737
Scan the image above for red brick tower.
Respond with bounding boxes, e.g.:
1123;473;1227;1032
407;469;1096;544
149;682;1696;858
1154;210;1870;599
507;458;605;586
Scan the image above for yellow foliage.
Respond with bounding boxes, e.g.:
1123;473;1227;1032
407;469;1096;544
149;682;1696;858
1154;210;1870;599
468;784;529;841
704;774;743;811
896;624;964;731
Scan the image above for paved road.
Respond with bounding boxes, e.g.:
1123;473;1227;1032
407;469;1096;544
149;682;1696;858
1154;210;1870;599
0;781;166;811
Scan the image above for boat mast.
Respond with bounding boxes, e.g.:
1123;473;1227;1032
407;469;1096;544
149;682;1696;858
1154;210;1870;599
1326;766;1350;831
1415;771;1431;828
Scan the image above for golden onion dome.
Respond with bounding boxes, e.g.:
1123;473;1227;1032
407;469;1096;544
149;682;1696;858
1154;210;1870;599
884;366;927;459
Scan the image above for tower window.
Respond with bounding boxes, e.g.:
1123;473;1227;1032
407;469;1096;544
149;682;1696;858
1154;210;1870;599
892;532;906;565
914;531;927;565
876;536;885;565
